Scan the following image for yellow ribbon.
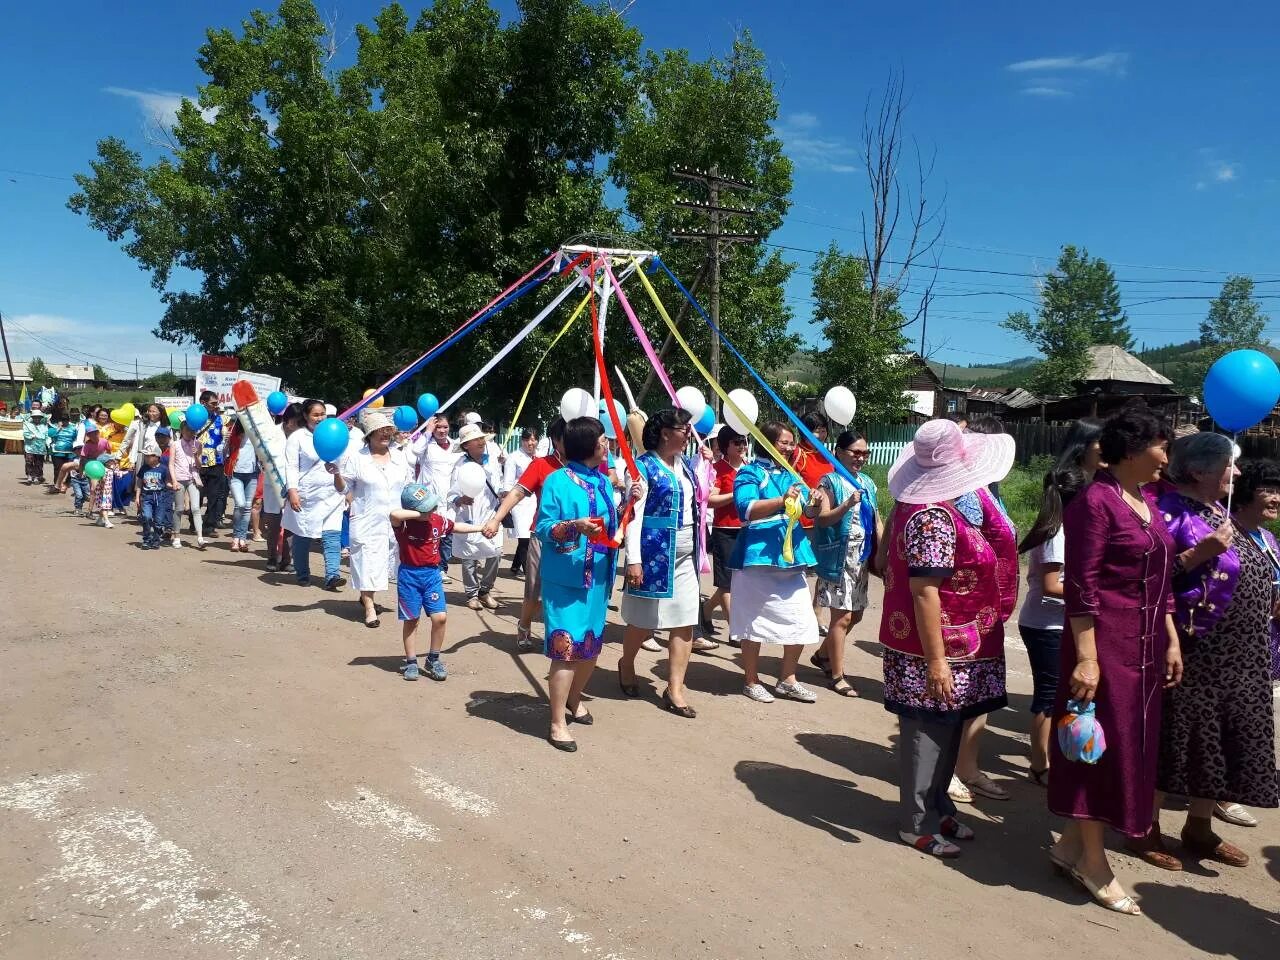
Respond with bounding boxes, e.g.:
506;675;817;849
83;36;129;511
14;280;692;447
781;493;804;563
502;288;594;448
631;261;802;482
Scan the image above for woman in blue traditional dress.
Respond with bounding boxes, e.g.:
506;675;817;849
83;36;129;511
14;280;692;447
730;421;822;704
618;408;705;718
536;416;622;753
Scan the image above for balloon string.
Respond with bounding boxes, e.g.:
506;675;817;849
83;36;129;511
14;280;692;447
628;260;801;482
650;256;858;490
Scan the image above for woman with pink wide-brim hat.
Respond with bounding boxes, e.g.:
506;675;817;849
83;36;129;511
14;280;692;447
879;419;1017;858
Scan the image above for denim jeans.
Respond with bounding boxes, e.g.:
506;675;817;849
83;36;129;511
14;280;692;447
112;471;134;511
229;472;258;540
438;529;453;573
70;473;90;510
157;488;175;536
294;530;342;583
139;490;164;545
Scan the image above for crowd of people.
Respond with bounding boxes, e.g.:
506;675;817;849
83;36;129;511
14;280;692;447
14;390;1279;918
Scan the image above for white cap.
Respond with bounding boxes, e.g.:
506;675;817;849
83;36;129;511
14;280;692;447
708;423;723;440
463;412;483;425
324;403;337;417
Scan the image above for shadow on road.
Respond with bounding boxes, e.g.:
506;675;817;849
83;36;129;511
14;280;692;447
465;690;546;739
1130;880;1280;955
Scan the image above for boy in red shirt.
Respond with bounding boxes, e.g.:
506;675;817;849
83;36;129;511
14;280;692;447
391;483;481;681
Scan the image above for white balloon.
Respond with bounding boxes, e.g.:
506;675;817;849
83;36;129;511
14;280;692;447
560;387;596;422
674;385;707;423
457;461;488;500
823;385;857;426
723;389;759;436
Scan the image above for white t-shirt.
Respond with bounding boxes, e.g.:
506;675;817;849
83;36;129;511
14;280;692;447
1018;528;1065;631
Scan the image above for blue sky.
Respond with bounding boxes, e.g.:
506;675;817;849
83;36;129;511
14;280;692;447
2;0;1278;380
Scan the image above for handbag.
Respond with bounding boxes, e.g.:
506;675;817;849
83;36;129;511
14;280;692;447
485;476;515;529
1057;698;1107;764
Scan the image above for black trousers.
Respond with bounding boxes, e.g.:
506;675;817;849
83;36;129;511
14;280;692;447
200;466;229;535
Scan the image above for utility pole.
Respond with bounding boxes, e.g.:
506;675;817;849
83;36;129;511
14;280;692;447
670;164;761;413
918;291;930;356
0;311;17;408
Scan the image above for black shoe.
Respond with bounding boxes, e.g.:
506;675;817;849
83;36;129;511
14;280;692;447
324;576;345;592
566;708;594;726
547;734;578;753
661;690;697;719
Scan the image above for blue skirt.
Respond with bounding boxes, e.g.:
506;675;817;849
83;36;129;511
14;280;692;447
542;553;612;662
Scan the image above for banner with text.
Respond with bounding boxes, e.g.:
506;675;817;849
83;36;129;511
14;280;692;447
194;370;282;411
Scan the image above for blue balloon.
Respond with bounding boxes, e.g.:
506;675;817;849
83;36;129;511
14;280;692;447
266;391;288;416
313;417;349;462
393;405;418;432
1203;349;1280;432
416;393;439;419
184;403;209;432
693;405;715;436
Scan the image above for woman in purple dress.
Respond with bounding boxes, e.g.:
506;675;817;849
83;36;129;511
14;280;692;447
1047;409;1182;917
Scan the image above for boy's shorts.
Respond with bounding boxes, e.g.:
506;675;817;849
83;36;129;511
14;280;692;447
398;564;446;621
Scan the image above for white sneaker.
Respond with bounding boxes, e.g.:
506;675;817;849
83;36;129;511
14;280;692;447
172;538;183;549
775;680;817;703
641;636;662;652
96;517;113;529
743;682;775;703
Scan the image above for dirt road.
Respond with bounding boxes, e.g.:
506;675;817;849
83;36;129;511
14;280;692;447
1;478;1275;960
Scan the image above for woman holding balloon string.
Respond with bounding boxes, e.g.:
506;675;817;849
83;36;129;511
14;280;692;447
283;399;348;591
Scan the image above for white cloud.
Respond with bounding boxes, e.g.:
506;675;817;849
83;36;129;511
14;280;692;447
1022;86;1071;98
104;87;216;129
1006;53;1129;75
1214;163;1239;183
1194;149;1242;190
776;112;859;175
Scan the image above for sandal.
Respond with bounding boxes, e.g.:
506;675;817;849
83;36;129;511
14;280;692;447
961;772;1010;801
829;677;858;698
898;831;960;859
1069;867;1141;916
1048;847;1076;877
1028;767;1050;787
809;652;833;679
940;816;975;841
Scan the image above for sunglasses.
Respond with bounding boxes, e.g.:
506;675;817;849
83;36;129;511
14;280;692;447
842;448;870;458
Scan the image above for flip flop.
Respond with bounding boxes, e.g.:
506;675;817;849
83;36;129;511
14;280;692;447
829;677;858;697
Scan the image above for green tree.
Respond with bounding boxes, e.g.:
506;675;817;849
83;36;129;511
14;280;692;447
1200;275;1269;349
91;364;110;382
69;0;640;409
810;243;912;421
142;371;181;391
1002;244;1132;394
27;357;53;386
608;31;797;406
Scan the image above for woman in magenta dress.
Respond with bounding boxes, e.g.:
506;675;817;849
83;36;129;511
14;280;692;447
1048;408;1182;917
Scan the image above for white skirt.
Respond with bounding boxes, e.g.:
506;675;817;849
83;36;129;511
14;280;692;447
349;536;398;593
621;526;699;630
729;566;819;646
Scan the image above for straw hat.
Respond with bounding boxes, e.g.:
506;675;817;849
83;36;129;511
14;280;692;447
456;422;494;446
358;407;395;436
888;419;1015;504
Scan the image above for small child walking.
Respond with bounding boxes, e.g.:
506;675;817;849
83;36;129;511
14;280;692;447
390;482;481;682
134;442;168;549
155;426;176;544
93;452;121;528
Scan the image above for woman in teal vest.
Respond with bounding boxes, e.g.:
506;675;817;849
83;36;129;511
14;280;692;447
618;408;704;719
536;416;622;752
730;421;822;703
810;430;882;697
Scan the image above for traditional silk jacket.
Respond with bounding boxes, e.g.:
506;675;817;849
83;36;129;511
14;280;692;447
1160;490;1245;640
626;450;704;599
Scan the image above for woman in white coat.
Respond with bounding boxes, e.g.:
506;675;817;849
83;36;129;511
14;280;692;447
283;398;347;591
335;408;411;627
120;402;168;476
503;428;539;575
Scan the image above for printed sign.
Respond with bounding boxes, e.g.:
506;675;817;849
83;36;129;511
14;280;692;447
200;354;239;373
155;396;193;411
194;370;282;411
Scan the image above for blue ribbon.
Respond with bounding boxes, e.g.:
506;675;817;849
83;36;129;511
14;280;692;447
344;267;552;421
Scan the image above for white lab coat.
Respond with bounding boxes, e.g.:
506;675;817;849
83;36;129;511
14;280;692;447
449;453;503;559
282;428;346;538
412;434;460;520
341;446;411;592
503;448;536;537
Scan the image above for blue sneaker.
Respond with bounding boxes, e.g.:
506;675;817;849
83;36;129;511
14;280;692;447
425;657;447;682
402;659;420;681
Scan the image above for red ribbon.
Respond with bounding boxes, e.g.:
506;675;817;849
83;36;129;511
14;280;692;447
588;268;639;547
